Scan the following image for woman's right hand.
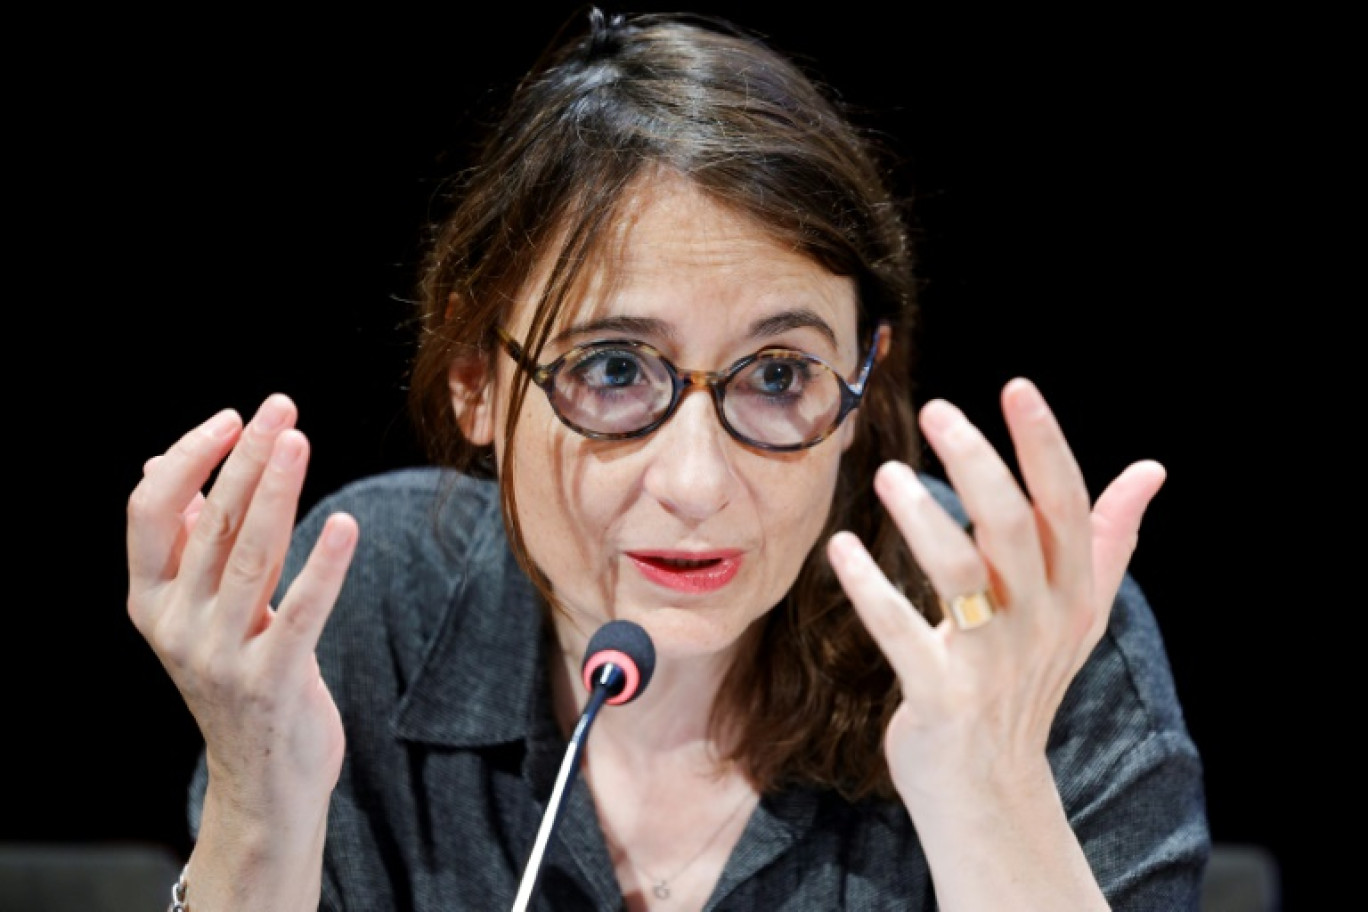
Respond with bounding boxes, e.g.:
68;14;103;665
126;394;357;902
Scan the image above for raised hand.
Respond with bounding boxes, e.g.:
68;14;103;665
827;377;1164;908
125;394;357;903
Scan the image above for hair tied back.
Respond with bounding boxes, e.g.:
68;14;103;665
586;6;630;57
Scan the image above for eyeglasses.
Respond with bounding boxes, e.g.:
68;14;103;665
495;321;890;452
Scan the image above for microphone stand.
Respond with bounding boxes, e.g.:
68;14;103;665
509;662;624;912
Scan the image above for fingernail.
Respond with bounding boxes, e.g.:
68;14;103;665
1006;378;1046;416
827;531;867;570
322;517;356;552
922;400;975;447
827;532;854;568
253;397;288;432
875;461;924;499
270;433;304;468
205;409;240;438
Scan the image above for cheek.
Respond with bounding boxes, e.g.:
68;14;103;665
507;413;632;592
755;449;844;556
509;412;581;541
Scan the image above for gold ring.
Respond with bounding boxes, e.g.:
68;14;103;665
946;589;996;631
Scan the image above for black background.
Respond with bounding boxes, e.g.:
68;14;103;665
9;3;1318;907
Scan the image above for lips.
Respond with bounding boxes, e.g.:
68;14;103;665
627;550;742;594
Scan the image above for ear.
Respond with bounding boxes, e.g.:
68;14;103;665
448;355;496;445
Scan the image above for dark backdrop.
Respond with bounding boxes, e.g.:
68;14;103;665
9;3;1312;907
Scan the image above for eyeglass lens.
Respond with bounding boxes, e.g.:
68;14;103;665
548;344;845;447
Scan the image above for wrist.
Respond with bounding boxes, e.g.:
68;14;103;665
167;863;188;912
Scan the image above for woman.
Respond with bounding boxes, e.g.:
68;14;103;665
127;9;1209;910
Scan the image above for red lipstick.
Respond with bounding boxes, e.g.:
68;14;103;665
627;550;742;594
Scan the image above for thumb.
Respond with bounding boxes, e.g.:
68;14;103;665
1090;459;1167;607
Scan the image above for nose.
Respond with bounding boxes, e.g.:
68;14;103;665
641;385;736;521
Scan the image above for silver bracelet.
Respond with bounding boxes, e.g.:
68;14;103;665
168;863;188;912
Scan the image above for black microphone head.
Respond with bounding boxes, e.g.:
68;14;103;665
580;619;656;706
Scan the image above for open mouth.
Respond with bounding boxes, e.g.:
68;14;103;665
645;556;720;569
628;552;742;594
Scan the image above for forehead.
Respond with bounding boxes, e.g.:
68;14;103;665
513;175;859;351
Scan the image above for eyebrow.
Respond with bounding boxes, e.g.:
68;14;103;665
551;314;670;345
552;307;839;350
748;309;838;349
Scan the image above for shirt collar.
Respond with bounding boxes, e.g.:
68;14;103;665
391;496;548;748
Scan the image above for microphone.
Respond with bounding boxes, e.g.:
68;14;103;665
510;620;656;912
578;618;656;706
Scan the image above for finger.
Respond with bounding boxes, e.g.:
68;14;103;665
1090;459;1166;611
215;428;313;641
827;530;934;682
872;461;988;608
266;512;359;669
127;408;243;597
145;455;210;531
918;398;1045;603
183;495;206;533
999;378;1093;602
177;395;298;606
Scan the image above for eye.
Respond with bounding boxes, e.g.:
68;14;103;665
551;343;671;435
757;360;797;393
566;348;649;390
735;355;813;398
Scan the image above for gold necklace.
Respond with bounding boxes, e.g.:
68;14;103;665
629;791;754;900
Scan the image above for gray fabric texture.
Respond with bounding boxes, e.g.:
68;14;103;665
188;467;1210;910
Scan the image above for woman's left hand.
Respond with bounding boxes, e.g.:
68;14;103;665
828;376;1166;807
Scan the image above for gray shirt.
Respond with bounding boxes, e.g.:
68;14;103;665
190;468;1210;910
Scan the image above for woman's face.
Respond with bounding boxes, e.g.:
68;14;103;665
470;176;861;666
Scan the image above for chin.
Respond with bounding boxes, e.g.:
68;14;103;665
628;605;768;666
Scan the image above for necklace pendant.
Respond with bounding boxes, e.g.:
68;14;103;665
652;881;671;900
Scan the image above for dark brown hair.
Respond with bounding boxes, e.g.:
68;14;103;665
407;7;936;801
